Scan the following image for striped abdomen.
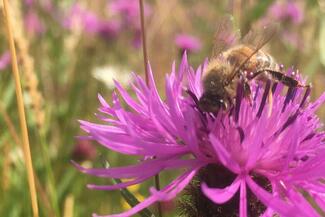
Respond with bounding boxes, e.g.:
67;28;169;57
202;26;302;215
223;45;279;73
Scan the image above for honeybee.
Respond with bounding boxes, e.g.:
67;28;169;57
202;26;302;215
198;20;307;113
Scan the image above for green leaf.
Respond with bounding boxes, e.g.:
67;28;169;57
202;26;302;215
112;178;155;217
2;80;15;109
100;158;155;217
246;0;275;22
306;0;319;8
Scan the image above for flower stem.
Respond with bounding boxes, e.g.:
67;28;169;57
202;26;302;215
154;173;163;217
139;0;149;84
2;1;39;217
139;1;162;216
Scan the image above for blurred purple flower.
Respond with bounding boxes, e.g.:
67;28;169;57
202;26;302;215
63;3;100;33
268;1;304;24
24;0;34;7
107;0;151;48
98;20;121;40
75;53;325;217
63;3;123;41
24;10;45;36
261;1;304;50
41;0;54;13
286;1;304;24
72;140;97;162
0;51;11;71
109;0;151;29
132;29;142;49
175;34;202;53
83;13;101;33
282;30;303;49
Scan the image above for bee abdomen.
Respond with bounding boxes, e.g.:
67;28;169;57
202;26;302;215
256;52;279;71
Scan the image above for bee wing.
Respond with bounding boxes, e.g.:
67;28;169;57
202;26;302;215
212;16;240;58
241;23;279;49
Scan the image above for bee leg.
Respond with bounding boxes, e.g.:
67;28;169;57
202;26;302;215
255;69;309;88
248;70;274;114
267;86;273;116
243;81;253;106
239;70;253;105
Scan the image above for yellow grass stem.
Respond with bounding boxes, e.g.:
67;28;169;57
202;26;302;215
9;0;45;128
2;0;39;216
7;2;60;216
63;195;75;217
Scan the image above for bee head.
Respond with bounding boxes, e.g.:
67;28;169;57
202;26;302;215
198;91;228;113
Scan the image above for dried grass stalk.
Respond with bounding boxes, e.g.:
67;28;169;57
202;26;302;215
63;194;75;217
8;0;45;128
2;0;39;216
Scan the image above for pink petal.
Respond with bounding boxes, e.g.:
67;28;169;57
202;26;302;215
209;134;241;173
114;80;144;114
73;159;199;178
287;189;321;217
201;176;240;204
246;176;298;217
94;167;199;217
240;180;247;217
87;176;150;190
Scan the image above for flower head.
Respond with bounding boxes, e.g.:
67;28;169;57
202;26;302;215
0;51;11;71
98;20;121;40
269;1;304;24
75;53;325;217
260;1;304;50
63;4;101;33
24;10;45;36
175;34;202;53
108;0;151;29
72;140;97;162
24;0;34;7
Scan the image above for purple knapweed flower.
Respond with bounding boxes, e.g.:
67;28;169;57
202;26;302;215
24;0;34;7
260;1;304;50
175;34;202;53
0;51;11;71
107;0;151;48
24;10;45;36
63;3;101;33
108;0;151;29
75;53;325;217
72;140;97;162
98;20;121;40
63;3;122;41
268;1;304;24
